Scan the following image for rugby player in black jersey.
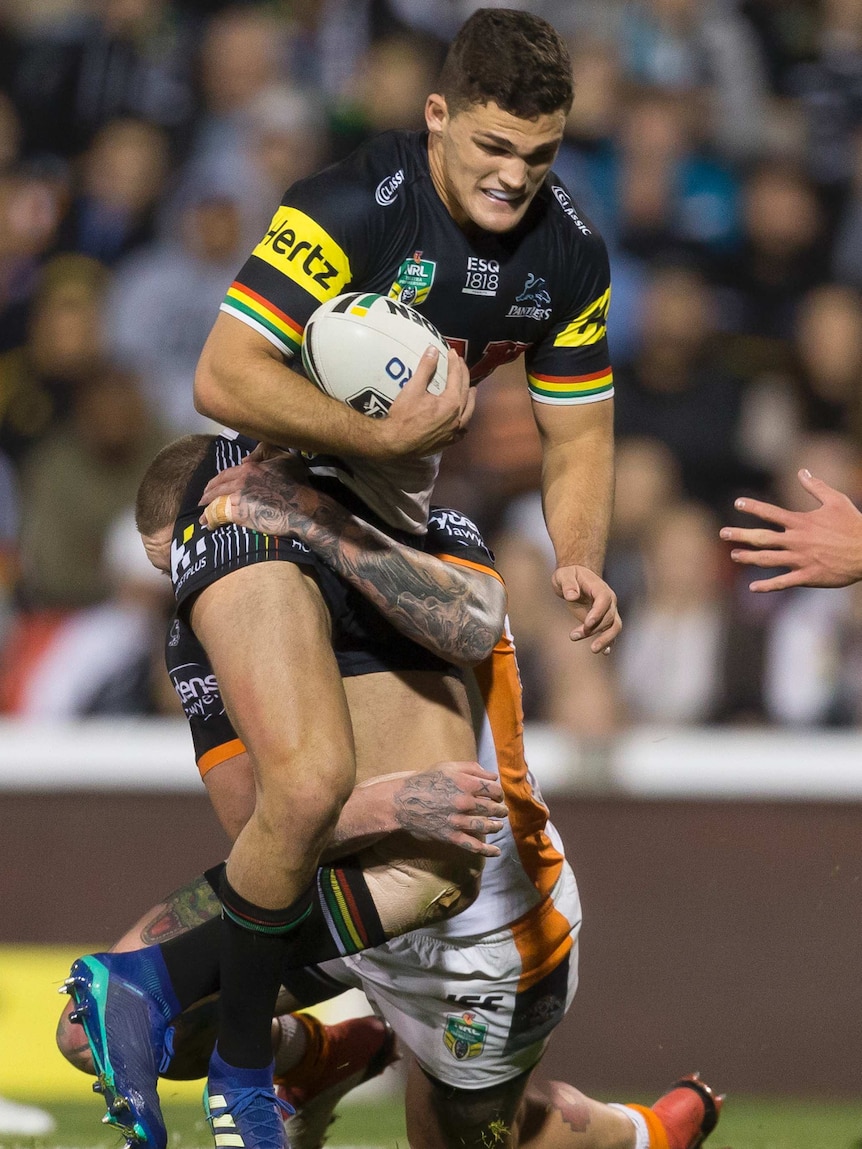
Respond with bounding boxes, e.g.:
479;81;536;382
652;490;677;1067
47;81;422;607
65;12;622;1149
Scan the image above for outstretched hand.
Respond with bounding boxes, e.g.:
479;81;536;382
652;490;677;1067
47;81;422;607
388;761;507;857
720;469;862;591
552;565;622;654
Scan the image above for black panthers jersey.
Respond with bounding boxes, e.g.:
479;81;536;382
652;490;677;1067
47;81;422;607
220;130;613;407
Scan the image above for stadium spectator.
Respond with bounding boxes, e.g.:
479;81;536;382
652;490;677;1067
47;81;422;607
55;117;170;266
0;254;109;465
617;499;736;725
616;0;770;164
0;159;69;356
0;508;176;717
786;0;862;225
105;185;244;432
9;0;197;160
613;262;755;514
178;5;293;197
604;434;683;617
15;362;168;608
790;283;862;445
328;31;444;160
709;158;828;358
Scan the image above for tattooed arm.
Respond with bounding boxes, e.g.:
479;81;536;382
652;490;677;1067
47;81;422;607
200;455;507;666
321;761;508;860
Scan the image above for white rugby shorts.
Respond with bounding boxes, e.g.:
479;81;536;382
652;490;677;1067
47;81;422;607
319;860;581;1089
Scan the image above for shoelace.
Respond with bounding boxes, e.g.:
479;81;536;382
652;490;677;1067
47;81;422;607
211;1087;295;1123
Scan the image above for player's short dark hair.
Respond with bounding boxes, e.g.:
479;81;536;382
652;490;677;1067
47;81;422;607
438;8;573;119
135;433;214;535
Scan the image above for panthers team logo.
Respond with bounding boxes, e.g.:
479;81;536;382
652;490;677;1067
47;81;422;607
507;272;552;321
443;1012;487;1060
389;251;436;306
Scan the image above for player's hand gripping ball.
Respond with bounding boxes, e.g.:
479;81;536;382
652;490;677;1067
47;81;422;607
301;292;449;418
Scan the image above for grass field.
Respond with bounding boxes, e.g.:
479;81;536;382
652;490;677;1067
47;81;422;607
3;1094;861;1149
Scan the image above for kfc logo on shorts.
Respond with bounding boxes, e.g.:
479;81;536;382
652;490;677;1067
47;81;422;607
375;169;404;206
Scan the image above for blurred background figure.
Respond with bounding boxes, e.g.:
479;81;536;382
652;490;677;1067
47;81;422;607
55;117;170;266
617;499;734;725
14;362;168;609
105;186;244;431
0;508;177;717
613;261;758;515
0;254;108;465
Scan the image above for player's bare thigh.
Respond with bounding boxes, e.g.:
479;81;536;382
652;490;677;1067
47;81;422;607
189;561;355;807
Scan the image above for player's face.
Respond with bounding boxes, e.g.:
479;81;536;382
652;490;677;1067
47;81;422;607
426;96;565;233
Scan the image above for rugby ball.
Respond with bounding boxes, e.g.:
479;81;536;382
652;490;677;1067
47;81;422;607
301;292;449;418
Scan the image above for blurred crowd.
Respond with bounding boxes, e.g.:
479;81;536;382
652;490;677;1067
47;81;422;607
2;0;862;733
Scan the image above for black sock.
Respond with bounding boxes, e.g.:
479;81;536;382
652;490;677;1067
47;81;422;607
158;917;222;1010
216;872;315;1069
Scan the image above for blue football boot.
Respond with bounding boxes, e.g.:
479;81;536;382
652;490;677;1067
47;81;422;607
205;1049;294;1149
61;950;180;1148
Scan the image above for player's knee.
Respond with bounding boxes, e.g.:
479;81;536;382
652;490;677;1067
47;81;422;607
56;1000;94;1074
256;774;351;847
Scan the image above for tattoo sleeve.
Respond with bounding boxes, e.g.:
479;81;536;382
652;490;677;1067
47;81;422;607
137;875;221;945
235;463;506;665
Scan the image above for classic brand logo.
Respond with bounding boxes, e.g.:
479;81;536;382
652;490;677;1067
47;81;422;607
443;1012;487;1061
375;169;404;206
253;207;351;301
389;250;436;305
551;185;591;236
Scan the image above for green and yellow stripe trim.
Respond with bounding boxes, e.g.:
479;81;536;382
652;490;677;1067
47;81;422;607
221;281;303;355
528;367;613;404
320;866;367;953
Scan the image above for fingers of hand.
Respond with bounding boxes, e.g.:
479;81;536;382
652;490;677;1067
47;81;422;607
729;548;794;569
733;497;793;528
203;495;234;530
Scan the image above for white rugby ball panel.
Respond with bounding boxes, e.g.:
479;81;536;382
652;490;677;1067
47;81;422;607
301;292;449;417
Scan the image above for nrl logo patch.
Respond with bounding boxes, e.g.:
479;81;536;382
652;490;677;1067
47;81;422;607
389;250;436;306
443;1012;487;1061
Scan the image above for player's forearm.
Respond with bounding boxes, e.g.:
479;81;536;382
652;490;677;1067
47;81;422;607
319;774;407;860
539;412;614;572
194;318;391;459
235;468;507;664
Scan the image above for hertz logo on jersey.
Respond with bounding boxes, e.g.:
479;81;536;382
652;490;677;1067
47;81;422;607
254;207;351;301
553;286;611;348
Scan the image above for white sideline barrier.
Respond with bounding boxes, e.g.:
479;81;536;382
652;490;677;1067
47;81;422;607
1;717;861;799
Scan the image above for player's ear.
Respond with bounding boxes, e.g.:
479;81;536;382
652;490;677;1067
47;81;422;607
425;93;448;136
